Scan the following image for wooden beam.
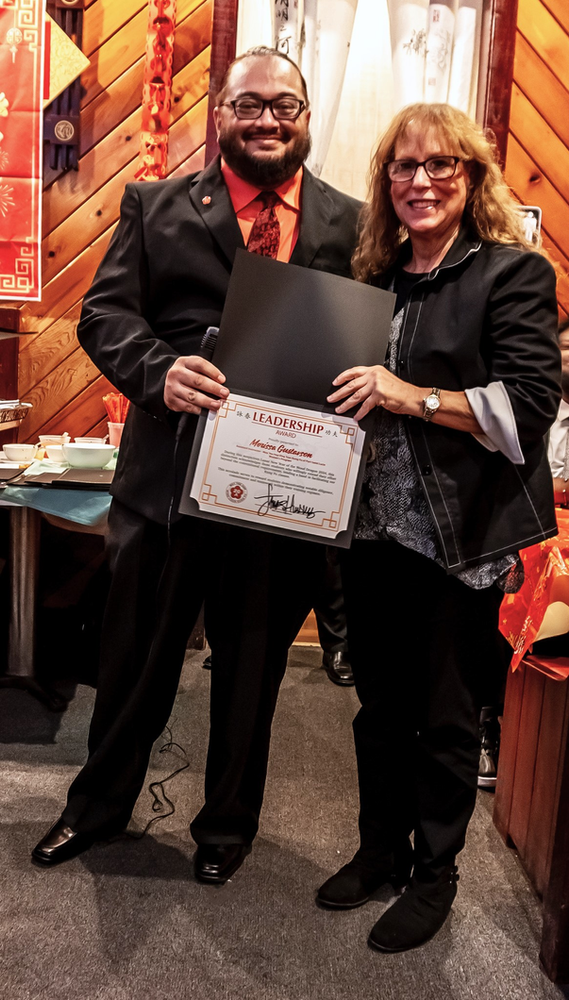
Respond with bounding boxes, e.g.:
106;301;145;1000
205;0;239;164
482;0;520;164
0;338;18;399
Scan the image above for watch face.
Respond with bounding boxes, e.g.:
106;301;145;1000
425;393;440;411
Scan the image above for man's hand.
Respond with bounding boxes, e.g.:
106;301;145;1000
164;356;229;415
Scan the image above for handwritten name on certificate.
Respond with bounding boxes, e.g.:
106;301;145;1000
189;394;365;540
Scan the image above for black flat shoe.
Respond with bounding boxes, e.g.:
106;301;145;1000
368;865;459;953
31;818;95;867
194;843;250;884
321;651;354;686
317;842;413;909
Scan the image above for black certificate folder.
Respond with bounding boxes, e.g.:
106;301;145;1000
179;251;395;546
211;249;395;406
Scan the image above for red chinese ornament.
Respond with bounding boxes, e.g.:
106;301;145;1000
136;0;177;181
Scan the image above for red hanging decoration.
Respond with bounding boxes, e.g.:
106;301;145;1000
136;0;177;182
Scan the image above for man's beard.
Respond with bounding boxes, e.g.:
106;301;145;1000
218;127;311;187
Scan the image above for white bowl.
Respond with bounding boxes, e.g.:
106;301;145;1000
45;444;66;463
62;443;115;469
39;434;70;445
74;436;108;444
3;443;36;462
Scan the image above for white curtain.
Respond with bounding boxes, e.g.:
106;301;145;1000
387;0;428;112
301;0;359;178
448;0;482;116
236;0;274;53
275;0;304;64
320;0;394;200
424;0;455;103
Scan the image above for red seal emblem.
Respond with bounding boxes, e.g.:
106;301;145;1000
226;481;247;503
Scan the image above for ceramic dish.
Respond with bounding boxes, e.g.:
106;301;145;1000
45;444;67;463
63;442;115;469
3;443;37;462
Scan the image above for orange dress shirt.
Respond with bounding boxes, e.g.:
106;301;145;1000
220;159;302;263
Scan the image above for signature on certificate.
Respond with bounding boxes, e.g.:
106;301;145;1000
255;483;325;520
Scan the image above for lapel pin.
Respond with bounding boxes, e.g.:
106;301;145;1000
202;196;212;205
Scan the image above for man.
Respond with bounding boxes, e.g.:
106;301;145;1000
32;48;361;881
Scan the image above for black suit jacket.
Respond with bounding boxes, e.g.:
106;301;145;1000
77;158;362;523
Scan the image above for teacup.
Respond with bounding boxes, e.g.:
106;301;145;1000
45;444;66;463
3;443;36;462
39;434;70;446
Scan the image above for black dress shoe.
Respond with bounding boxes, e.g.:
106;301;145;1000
31;818;94;867
477;706;500;789
194;843;250;884
317;842;413;909
368;865;459;953
321;651;354;686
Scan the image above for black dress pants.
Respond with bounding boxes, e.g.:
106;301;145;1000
63;499;327;843
340;539;509;876
313;547;349;655
190;529;328;844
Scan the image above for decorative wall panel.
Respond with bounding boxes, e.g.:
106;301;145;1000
14;0;212;440
0;0;45;301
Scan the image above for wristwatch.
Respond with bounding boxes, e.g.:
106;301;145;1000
422;387;441;420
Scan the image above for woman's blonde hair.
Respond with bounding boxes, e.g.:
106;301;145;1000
353;103;534;282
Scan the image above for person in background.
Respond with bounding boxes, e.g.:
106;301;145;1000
315;547;353;686
316;103;560;953
548;318;569;504
479;318;569;790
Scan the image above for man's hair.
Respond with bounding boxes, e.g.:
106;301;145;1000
216;46;309;105
353;103;537;282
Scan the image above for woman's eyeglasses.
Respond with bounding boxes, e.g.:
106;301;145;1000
387;156;462;183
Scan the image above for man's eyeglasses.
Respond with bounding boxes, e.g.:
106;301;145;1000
220;97;306;121
386;156;462;183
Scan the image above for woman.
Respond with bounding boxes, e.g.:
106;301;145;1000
316;104;560;952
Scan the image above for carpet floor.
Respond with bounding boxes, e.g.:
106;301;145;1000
1;646;567;1000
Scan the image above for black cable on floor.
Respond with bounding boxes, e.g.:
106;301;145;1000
126;725;190;840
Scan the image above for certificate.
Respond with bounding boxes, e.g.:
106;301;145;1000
180;393;366;545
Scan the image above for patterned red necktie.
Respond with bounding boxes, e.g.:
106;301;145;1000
247;191;280;259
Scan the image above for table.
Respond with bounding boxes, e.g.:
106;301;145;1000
493;654;569;983
0;485;111;711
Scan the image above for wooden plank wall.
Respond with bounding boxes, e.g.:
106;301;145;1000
17;0;213;442
506;0;569;320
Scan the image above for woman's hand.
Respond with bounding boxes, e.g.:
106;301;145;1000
328;366;483;432
328;365;422;421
